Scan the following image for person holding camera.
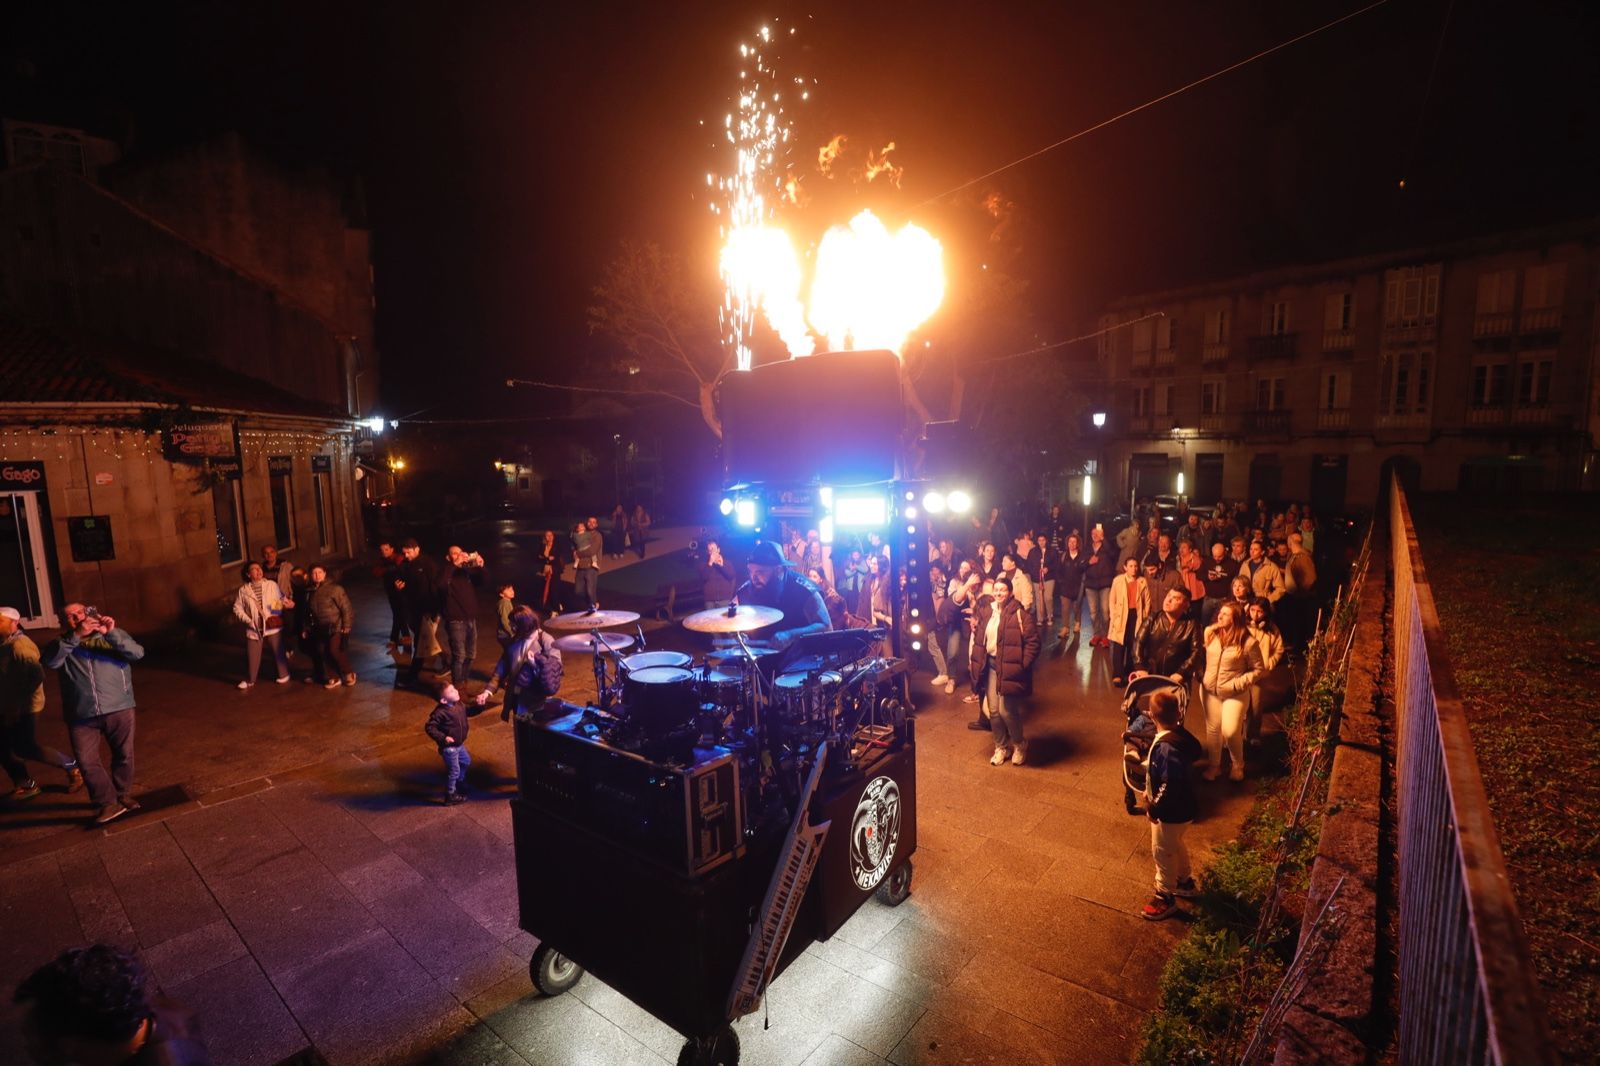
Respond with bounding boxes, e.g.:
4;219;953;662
45;604;146;825
699;539;736;609
437;545;487;687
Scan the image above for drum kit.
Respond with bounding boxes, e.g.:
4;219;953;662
543;603;898;755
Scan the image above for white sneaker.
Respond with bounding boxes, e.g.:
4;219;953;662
1011;744;1027;767
276;675;290;684
943;679;956;695
237;681;253;690
990;748;1009;766
929;674;949;686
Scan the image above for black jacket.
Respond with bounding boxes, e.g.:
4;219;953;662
399;554;441;614
425;700;470;748
437;561;486;623
1082;540;1118;589
1056;549;1089;599
1133;611;1202;681
1148;727;1203;823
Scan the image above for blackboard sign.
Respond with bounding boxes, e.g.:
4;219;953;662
311;454;333;473
208;457;243;480
268;455;294;476
162;421;238;465
67;515;115;562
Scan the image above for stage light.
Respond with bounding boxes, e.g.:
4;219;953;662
734;499;758;527
1092;411;1106;428
909;608;920;618
364;416;386;434
719;497;734;516
947;490;972;514
906;524;916;535
910;622;922;635
834;494;888;528
904;506;918;519
922;491;946;514
911;640;922;652
905;490;916;501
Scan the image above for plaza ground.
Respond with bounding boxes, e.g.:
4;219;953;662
0;526;1261;1065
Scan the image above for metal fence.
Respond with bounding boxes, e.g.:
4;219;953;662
1390;481;1553;1064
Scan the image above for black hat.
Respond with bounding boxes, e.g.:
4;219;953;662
748;541;785;567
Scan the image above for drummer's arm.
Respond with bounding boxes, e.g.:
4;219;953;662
773;587;831;645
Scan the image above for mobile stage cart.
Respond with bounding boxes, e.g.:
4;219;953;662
510;643;917;1065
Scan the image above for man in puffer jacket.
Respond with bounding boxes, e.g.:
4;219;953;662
305;566;356;689
45;604;145;825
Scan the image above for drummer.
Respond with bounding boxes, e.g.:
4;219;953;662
737;541;832;648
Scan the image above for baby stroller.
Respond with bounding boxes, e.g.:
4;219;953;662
1119;674;1190;815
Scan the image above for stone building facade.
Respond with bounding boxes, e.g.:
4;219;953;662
1090;220;1600;512
0;122;377;632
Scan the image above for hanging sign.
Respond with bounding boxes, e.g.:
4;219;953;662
163;421;239;465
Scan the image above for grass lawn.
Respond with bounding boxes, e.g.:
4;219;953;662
1411;494;1600;1061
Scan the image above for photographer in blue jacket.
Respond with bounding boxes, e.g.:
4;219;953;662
45;603;145;825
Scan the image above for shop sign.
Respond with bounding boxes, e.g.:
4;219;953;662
0;460;46;487
67;515;115;562
162;421;239;465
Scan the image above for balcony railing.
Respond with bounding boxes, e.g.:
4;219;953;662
1466;406;1508;426
1247;332;1298;360
1127;415;1152;434
1375;411;1431;430
1473;312;1513;338
1246;409;1291;435
1519;307;1561;334
1512;405;1552;424
1316;408;1350;431
1202;342;1229;364
1199;412;1237;434
1322;329;1355;352
1154;346;1176;366
1131;349;1151;369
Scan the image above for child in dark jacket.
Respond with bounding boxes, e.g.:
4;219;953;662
424;682;472;804
1142;689;1204;920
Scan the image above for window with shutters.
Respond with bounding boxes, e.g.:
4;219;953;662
1132;385;1151;417
1262;300;1290;335
1470;360;1508;407
1517;358;1553;406
1155;315;1175;352
1322;370;1351;411
1201;379;1225;415
1324;292;1353;332
1523;263;1566;309
1132;318;1154;352
1155;383;1174;417
1255;377;1286;411
1384;264;1441;328
1476;269;1517;314
1382;350;1434;415
1205;308;1229;344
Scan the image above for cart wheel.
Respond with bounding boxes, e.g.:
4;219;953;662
676;1025;739;1066
876;860;913;906
529;944;584;996
1124;785;1140;816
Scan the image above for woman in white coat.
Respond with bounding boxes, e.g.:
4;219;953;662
1107;555;1151;686
1199;601;1265;780
233;562;293;689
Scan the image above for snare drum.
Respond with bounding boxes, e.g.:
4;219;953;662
622;650;692;672
772;670;843;722
622;666;697;734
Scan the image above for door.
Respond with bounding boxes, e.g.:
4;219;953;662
1193;453;1224;507
0;492;58;628
1248;454;1282;503
1309;455;1349;514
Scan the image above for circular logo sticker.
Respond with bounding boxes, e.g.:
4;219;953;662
849;775;902;891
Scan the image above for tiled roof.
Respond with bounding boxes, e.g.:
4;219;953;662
0;312;348;421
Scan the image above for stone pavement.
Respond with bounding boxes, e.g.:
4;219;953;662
0;548;1259;1065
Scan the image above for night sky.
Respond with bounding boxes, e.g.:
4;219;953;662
3;1;1597;416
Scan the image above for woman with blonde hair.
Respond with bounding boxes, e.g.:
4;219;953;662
1199;601;1264;781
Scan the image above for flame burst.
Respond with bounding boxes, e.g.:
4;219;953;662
715;24;811;369
809;210;944;355
713;26;943;366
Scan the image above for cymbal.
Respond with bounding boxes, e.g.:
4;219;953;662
546;609;642;630
551;632;635;654
682;604;784;634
